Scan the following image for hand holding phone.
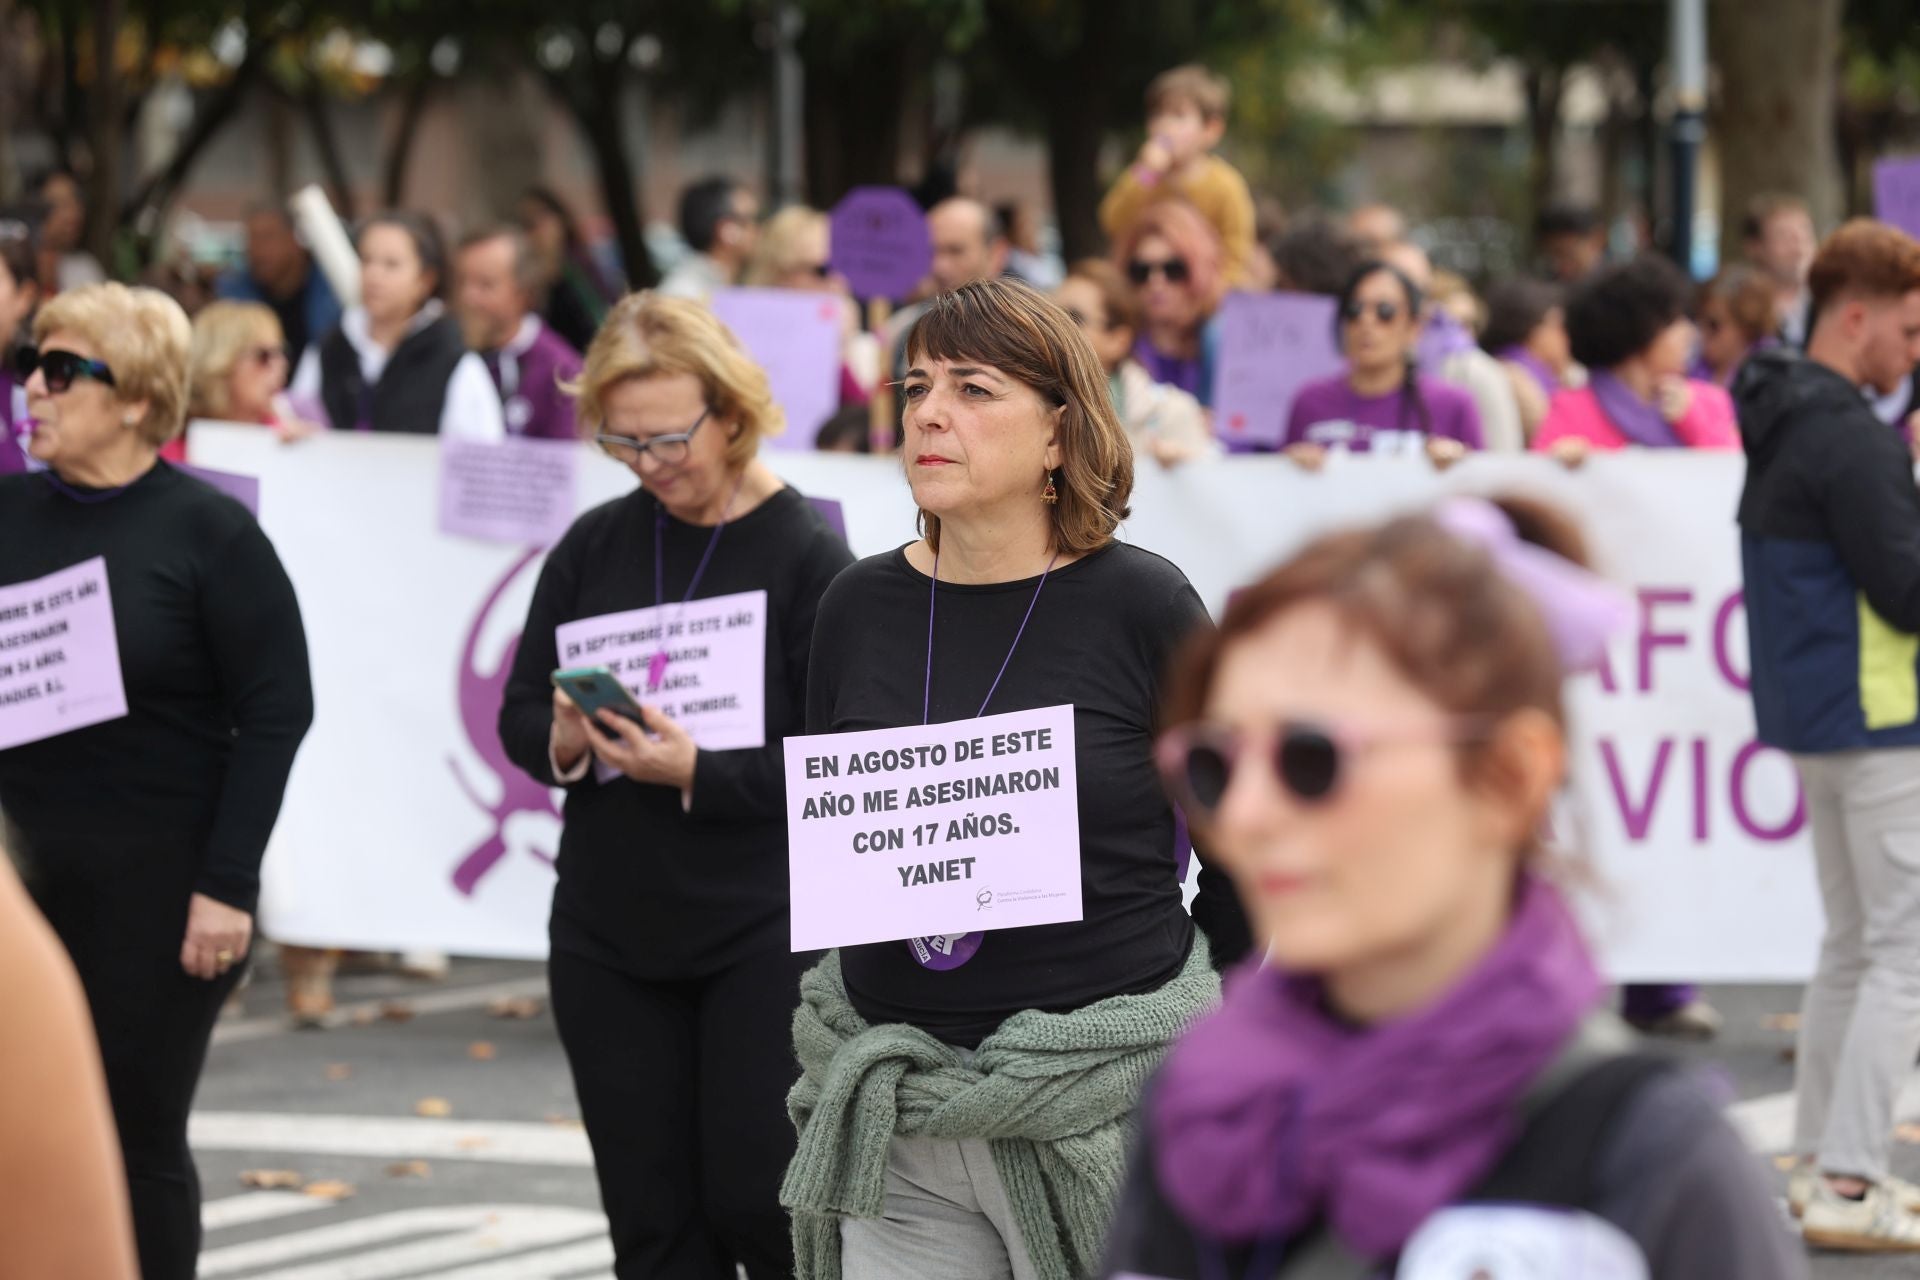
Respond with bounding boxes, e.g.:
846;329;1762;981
552;666;646;740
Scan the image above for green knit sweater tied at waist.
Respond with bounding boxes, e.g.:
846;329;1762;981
781;935;1219;1280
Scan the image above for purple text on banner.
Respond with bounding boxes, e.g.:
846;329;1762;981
438;436;579;547
783;703;1084;951
0;556;129;750
710;288;845;450
830;187;933;301
1210;291;1345;449
808;496;847;542
176;463;260;516
1873;156;1920;241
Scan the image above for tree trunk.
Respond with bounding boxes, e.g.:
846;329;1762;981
1043;72;1110;263
555;54;655;288
121;37;272;224
0;0;16;202
300;83;356;220
382;74;433;208
1710;0;1843;247
84;0;125;268
801;47;908;206
1522;63;1565;225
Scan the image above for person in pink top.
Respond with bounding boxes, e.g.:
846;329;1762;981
1533;255;1738;469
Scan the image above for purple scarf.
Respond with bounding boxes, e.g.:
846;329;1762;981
1150;875;1601;1260
1498;346;1559;400
1589;370;1680;448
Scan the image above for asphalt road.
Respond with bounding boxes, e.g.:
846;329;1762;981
189;958;1915;1278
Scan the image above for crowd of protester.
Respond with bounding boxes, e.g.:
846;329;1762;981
8;52;1920;1280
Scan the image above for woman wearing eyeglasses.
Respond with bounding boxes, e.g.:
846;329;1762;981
783;278;1246;1280
1101;496;1804;1280
498;291;852;1280
1055;259;1217;466
0;283;313;1280
1283;260;1484;469
187;301;324;444
1113;199;1228;406
288;210;504;440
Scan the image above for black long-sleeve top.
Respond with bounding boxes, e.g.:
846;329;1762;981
0;464;314;913
499;483;853;979
807;540;1248;1047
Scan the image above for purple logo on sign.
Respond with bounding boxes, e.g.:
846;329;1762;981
830;187;933;301
449;549;561;895
911;932;984;970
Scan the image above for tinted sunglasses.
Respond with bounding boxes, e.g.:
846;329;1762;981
12;345;116;393
1156;717;1488;821
1341;300;1402;325
1128;258;1190;286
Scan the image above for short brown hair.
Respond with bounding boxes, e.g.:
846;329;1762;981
1808;218;1920;322
1163;496;1588;857
1064;258;1142;335
1742;192;1811;243
569;291;782;463
1145;64;1230;124
906;277;1133;557
1697;265;1777;344
34;283;192;447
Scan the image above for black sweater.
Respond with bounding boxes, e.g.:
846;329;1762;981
499;484;853;979
0;464;314;913
807;541;1248;1046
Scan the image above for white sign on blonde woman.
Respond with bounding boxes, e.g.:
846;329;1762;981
783;704;1082;950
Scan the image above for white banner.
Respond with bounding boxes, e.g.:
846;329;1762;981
189;424;1816;979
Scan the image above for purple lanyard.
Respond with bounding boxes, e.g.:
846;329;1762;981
648;474;745;690
922;544;1059;726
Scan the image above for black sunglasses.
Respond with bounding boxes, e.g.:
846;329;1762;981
1157;717;1488;821
12;346;116;394
1341;300;1403;325
1128;257;1190;286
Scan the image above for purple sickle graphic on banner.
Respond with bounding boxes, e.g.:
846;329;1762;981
449;548;562;895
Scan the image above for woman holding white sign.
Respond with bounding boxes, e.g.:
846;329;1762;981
0;282;314;1280
1100;497;1801;1279
783;277;1246;1280
498;292;852;1280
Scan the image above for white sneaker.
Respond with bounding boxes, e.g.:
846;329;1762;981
1788;1166;1920;1219
1802;1180;1920;1251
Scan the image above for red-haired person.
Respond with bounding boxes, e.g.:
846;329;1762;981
1102;497;1804;1279
1114;200;1228;407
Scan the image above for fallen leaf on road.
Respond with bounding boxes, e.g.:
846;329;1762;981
385;1161;432;1179
379;1001;415;1023
468;1041;496;1061
240;1169;302;1189
456;1135;493;1151
1762;1013;1801;1033
414;1097;453;1118
302;1180;355;1201
324;1063;352;1082
487;996;544;1020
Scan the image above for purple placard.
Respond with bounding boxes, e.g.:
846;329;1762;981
807;496;847;541
1874;156;1920;241
176;463;260;516
1210;291;1345;449
709;287;845;449
438;436;579;547
830;187;933;301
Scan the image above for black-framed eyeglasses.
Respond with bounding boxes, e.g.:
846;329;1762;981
12;345;116;394
1128;257;1190;286
594;408;710;466
1341;300;1403;325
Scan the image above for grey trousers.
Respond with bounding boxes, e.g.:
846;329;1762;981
838;1135;1040;1280
1792;750;1920;1181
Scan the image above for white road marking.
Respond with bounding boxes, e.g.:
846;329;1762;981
202;1192;334;1231
214;976;550;1045
413;1236;614;1279
191;1112;592;1166
198;1204;604;1279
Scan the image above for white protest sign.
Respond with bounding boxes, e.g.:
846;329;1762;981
555;589;768;756
0;557;128;749
439;436;578;547
784;704;1083;950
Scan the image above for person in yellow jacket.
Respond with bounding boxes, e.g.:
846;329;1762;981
1099;65;1256;287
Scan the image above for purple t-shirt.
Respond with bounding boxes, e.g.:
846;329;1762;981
484;318;585;440
1283;372;1485;454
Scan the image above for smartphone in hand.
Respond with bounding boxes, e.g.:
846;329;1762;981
551;666;646;738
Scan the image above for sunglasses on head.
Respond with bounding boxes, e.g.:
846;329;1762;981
12;345;116;394
1128;257;1190;286
1341;300;1402;325
1156;716;1489;821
